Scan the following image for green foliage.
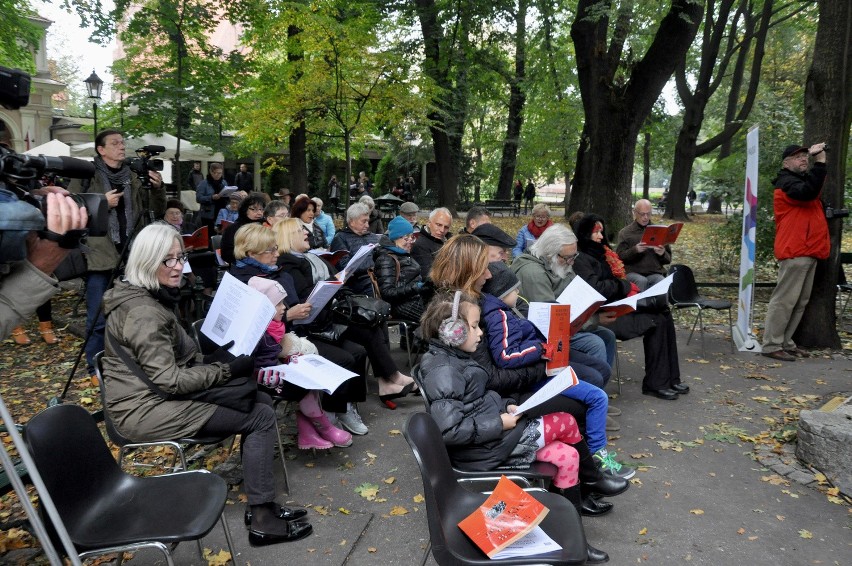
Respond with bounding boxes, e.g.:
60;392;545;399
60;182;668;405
706;214;742;275
373;153;397;195
0;0;42;73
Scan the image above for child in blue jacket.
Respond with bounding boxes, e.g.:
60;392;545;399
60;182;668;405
481;261;633;479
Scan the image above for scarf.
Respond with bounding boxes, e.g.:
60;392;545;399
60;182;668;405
94;155;133;244
148;285;182;309
267;319;286;343
604;245;626;279
300;219;315;234
303;252;331;283
527;218;553;239
384;245;409;255
235;256;278;274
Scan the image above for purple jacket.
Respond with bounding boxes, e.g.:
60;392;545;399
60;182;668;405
481;293;544;369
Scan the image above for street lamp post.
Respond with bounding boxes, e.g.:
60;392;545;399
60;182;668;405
84;70;103;142
404;132;415;179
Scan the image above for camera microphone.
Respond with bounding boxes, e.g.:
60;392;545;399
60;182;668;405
24;155;96;179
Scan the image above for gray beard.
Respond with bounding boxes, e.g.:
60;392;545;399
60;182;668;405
549;257;571;279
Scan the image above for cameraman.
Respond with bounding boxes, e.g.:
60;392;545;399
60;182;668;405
761;142;828;362
69;130;166;380
1;191;88;339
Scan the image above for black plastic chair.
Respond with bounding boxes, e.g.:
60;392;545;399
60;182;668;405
403;412;587;566
23;403;236;565
95;352;234;474
837;253;852;326
668;264;734;357
410;366;557;490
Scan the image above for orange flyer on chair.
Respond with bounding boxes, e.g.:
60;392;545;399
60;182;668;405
640;222;683;246
458;475;550;558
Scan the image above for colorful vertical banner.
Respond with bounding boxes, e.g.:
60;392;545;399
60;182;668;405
734;126;761;351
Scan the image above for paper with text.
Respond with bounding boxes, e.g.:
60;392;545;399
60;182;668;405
599;273;674;315
491;526;562;559
258;354;358;394
555;276;607;331
200;272;276;356
511;366;579;416
336;243;376;281
294;279;344;325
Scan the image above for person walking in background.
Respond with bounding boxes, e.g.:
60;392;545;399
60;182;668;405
523;179;536;213
186;161;204;191
233;163;253;193
327;175;340;217
761;142;829;362
513;180;524;213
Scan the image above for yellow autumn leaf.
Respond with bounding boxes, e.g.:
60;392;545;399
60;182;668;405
638;527;648;535
383;476;396;484
737;528;746;535
389;506;408;516
413;494;425;503
338;507;350;515
339;539;347;546
313;505;329;515
388;429;402;436
798;529;812;539
689;509;704;515
368;547;377;553
202;548;232;566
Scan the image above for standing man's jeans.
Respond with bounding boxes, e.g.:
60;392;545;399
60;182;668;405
762;256;817;353
85;270;111;375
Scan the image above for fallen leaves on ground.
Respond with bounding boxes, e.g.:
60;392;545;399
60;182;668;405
203;548;232;566
354;482;380;501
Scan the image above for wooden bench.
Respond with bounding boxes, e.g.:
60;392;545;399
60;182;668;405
483;199;520;217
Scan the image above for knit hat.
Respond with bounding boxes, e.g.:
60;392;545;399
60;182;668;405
782;145;808;160
247;276;287;306
399;202;419;214
388;215;415;241
483;261;520;299
472;223;515;248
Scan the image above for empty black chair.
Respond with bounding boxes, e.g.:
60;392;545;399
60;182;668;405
24;403;236;565
837;253;852;326
668;264;734;357
403;412;587;566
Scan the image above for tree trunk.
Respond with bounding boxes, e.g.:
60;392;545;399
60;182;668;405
642;132;650;200
793;0;851;348
289;122;308;194
706;194;723;213
496;0;528;201
570;0;703;231
667;95;706;220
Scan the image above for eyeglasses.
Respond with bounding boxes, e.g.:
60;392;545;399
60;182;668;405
533;215;549;221
259;246;279;255
248;206;265;212
162;254;189;268
557;252;579;263
635;211;652;217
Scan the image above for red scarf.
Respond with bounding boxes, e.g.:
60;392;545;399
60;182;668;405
267;319;286;343
527;219;553;239
603;245;626;279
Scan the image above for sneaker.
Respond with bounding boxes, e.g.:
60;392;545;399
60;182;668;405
338;404;369;435
593;448;635;480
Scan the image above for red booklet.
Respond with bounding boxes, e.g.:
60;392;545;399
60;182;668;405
220;219;234;232
640;222;683;246
545;305;570;377
182;226;209;250
458;475;549;558
308;249;350;267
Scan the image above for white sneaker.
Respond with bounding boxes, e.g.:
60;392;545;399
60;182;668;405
338;404;369;435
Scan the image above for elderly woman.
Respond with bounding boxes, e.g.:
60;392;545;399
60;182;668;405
513;203;553;258
290;197;328;250
329;202;381;296
263;200;289;227
276;218;416;411
101;223;311;546
220;193;267;265
372;216;427;322
358;194;384;234
572;213;686;400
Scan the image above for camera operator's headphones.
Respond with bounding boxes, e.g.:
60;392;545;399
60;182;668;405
439;291;468;347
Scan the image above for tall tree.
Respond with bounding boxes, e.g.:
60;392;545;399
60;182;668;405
0;0;42;72
793;0;851;348
569;0;704;230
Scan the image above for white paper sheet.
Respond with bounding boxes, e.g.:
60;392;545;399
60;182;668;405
293;280;344;325
200;272;276;356
526;302;553;336
600;273;674;312
258;354;359;394
490;526;562;559
556;276;607;323
336;243;376;282
510;366;579;416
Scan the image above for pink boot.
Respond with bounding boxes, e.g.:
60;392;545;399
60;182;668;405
299;392;353;448
296;412;333;450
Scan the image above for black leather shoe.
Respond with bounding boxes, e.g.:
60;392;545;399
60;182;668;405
580;495;613;517
642;388;678;400
245;505;309;526
582;474;629;497
586;542;610;564
249;520;313;546
671;383;690;394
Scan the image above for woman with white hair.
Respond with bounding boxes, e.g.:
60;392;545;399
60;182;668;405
358;194;384;234
330;202;382;296
101;223;311;546
513;203;553;258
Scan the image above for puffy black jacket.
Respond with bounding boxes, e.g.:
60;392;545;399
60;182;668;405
419;340;526;471
373;241;425;322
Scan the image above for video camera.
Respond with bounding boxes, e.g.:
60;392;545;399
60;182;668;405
125;145;165;190
1;66;108;265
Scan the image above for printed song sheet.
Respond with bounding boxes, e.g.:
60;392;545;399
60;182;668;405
336;243;376;282
555;277;607;331
200;272;276;356
510;366;579;415
600;274;674;315
258;354;358;394
491;527;562;559
294;280;344;325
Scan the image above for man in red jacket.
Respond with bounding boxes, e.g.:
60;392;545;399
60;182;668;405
761;142;828;361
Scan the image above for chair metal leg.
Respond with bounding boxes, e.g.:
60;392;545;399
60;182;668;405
614;341;622;395
219;511;238;565
727;308;735;352
273;417;291;495
420;540;432;566
698;309;706;358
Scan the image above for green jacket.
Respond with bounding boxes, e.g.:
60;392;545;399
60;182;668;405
69;171;166;271
510;252;574;302
102;280;229;440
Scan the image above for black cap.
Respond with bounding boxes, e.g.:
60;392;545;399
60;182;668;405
782;145;808;160
472;223;515;248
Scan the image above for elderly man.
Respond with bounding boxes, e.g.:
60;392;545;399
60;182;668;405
411;207;452;279
615;199;671;292
511;224;616;388
330;202;381;295
472;223;515;263
761;142;828;361
398;201;421;230
459;205;491;234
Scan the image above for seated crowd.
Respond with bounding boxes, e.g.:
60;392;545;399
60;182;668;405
97;178;686;560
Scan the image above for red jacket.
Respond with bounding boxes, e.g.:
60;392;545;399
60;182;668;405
772;164;829;261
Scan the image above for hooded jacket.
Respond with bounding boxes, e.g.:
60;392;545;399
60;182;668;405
102;280;229;441
481;293;545;369
510;252;574;303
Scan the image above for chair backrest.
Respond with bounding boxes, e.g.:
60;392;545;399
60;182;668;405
410;365;431;413
95;352;135;448
24;404;125;528
190;318;207;354
668;264;701;304
403;413;469;563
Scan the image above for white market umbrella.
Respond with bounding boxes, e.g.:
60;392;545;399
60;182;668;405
25;139;71;157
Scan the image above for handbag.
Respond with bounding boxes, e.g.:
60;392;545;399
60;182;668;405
106;332;257;413
332;295;390;328
52;248;88;281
